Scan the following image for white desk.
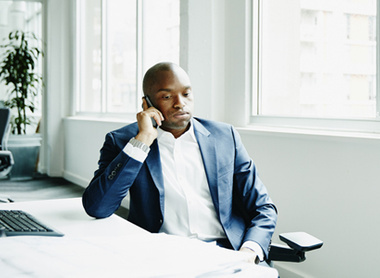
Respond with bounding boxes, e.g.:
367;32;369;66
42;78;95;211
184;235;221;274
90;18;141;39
0;198;278;278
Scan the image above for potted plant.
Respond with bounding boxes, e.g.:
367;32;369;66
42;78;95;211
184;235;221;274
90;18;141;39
0;30;44;180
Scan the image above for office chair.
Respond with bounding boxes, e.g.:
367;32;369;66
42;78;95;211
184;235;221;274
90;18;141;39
0;108;14;178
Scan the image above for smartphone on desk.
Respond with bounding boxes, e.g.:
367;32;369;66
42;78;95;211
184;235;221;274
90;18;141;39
143;96;158;128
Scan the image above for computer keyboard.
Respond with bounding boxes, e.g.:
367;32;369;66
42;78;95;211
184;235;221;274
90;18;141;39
0;210;64;237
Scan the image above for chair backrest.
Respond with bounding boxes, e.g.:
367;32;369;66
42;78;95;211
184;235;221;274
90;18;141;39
0;108;11;150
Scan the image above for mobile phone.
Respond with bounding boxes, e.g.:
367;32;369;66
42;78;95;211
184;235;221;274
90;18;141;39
143;96;158;128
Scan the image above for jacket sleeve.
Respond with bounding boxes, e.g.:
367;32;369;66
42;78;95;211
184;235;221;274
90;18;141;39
82;132;143;218
232;127;278;259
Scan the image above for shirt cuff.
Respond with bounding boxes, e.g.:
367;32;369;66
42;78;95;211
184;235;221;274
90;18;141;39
123;140;149;163
241;241;264;262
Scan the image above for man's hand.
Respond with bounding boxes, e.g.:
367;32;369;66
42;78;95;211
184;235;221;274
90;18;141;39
135;97;164;146
239;247;260;265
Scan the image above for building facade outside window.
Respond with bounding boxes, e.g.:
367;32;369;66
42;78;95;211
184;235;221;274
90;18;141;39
251;0;379;132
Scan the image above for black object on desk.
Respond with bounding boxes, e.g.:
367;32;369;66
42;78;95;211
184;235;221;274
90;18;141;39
0;210;64;237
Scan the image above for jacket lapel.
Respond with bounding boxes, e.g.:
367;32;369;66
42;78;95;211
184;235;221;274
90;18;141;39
193;119;220;213
145;140;165;214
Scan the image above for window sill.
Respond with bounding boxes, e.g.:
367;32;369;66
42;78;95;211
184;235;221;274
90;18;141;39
237;124;380;142
64;114;134;125
65;115;380;141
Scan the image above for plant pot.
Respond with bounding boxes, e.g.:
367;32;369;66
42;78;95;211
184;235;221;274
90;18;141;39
7;134;42;181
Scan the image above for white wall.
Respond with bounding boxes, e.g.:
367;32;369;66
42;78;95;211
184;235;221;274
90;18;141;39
62;117;126;186
46;0;380;277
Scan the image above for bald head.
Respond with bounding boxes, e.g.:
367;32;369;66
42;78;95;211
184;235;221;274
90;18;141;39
143;62;187;96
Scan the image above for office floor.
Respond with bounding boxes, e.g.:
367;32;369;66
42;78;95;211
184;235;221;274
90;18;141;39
0;175;129;219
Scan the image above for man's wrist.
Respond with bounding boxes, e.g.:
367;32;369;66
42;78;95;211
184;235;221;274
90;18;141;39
240;247;260;264
241;241;264;263
135;132;156;146
129;137;150;153
123;137;150;163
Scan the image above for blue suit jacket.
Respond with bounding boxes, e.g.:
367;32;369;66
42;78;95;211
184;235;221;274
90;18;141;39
83;118;277;258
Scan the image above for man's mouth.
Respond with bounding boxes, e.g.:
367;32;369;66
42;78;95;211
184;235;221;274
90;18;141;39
172;111;189;118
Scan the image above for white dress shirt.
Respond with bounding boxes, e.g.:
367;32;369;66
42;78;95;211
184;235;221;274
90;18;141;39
156;124;225;240
123;123;264;261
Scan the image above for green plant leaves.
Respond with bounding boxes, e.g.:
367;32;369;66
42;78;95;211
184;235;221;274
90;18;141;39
0;30;44;135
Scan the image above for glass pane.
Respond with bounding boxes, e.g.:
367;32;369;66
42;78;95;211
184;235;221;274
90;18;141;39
78;0;102;112
106;0;136;113
142;0;180;72
258;0;377;119
0;1;43;133
77;0;180;114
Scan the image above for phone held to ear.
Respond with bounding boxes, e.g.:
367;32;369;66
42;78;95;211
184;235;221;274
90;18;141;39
143;96;158;128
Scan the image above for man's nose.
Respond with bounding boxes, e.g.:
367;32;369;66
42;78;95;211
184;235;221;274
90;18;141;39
173;95;185;108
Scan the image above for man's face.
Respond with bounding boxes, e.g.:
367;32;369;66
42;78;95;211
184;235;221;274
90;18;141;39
148;67;194;136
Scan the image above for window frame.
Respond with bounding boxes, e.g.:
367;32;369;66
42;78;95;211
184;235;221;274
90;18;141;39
249;0;380;134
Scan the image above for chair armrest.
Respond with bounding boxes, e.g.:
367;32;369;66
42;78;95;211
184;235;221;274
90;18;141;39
268;232;323;263
0;150;14;176
268;242;306;262
279;232;323;252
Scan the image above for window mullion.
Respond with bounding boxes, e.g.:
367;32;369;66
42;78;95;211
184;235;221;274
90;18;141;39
136;0;143;111
377;0;380;118
76;0;82;113
251;0;259;116
101;0;107;113
257;0;263;116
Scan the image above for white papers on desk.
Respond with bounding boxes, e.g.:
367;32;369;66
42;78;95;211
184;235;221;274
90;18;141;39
0;233;278;278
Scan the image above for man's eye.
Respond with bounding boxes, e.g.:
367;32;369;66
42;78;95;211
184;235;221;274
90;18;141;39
162;95;171;99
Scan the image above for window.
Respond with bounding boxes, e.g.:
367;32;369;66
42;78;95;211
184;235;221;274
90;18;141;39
76;0;180;115
251;0;379;132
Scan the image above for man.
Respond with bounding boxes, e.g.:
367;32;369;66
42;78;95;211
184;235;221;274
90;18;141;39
82;62;277;264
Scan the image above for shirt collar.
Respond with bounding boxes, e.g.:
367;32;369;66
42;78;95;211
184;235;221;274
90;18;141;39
157;121;196;142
